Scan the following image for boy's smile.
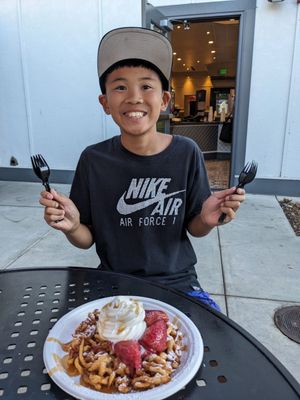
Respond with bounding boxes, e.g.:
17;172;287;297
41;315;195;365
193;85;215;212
99;67;171;140
122;110;147;121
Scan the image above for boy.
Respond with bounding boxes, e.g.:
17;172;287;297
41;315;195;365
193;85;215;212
40;27;245;311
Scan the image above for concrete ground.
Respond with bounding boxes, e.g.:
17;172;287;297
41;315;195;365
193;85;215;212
0;180;299;383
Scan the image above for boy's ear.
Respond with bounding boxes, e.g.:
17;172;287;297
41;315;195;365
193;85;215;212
160;91;171;112
99;95;110;115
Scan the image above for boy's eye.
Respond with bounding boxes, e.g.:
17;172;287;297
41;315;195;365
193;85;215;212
115;85;127;91
142;84;152;90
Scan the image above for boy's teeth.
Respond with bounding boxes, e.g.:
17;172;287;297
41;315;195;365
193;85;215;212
126;112;144;118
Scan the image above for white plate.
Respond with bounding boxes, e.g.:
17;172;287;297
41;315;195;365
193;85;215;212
43;296;203;400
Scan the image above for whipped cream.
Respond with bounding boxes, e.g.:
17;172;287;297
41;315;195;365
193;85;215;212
96;296;146;343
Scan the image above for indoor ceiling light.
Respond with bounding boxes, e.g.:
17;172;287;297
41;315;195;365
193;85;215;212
183;20;191;30
171;19;191;31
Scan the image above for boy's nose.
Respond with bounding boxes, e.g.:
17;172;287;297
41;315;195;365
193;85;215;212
125;89;143;104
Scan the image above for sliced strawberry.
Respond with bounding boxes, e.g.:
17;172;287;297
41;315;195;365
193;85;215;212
144;310;169;326
114;340;142;371
139;319;167;353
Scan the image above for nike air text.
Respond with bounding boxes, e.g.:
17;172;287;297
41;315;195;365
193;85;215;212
117;177;186;218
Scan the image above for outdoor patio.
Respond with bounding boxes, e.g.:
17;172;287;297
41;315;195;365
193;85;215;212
0;180;299;383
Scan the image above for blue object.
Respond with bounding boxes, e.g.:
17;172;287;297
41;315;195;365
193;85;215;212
187;290;221;312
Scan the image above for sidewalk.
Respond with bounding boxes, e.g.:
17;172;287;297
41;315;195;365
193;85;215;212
0;180;299;382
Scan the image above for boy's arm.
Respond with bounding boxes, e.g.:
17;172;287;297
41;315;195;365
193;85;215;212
65;223;94;249
187;213;213;237
188;187;245;237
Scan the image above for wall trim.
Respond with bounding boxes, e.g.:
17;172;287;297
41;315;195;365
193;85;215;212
1;168;299;196
0;168;74;184
244;178;300;196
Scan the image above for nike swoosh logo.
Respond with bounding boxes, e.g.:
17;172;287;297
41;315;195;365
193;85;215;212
117;190;185;215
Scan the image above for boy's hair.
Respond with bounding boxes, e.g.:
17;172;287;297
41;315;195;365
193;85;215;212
99;58;169;94
97;27;172;94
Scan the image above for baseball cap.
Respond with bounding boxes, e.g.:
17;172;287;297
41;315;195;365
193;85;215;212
97;27;172;90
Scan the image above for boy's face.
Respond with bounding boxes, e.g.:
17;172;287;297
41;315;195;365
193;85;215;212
99;66;171;138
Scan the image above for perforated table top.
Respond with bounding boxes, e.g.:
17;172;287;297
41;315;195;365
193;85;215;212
0;268;299;399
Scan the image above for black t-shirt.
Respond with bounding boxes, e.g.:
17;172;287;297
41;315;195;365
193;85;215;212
70;135;211;291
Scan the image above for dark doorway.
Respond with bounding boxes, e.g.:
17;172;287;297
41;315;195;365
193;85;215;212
145;0;256;189
170;17;239;190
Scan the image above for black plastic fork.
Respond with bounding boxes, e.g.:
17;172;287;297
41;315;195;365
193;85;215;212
218;160;258;223
30;154;51;192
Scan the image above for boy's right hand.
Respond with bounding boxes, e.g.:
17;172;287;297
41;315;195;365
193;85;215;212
39;189;80;234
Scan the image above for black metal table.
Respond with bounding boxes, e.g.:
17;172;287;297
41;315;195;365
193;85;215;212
0;268;299;400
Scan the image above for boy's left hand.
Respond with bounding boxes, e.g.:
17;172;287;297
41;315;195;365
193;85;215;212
201;187;246;226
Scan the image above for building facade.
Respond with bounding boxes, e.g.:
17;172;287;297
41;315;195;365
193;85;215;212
0;0;299;195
